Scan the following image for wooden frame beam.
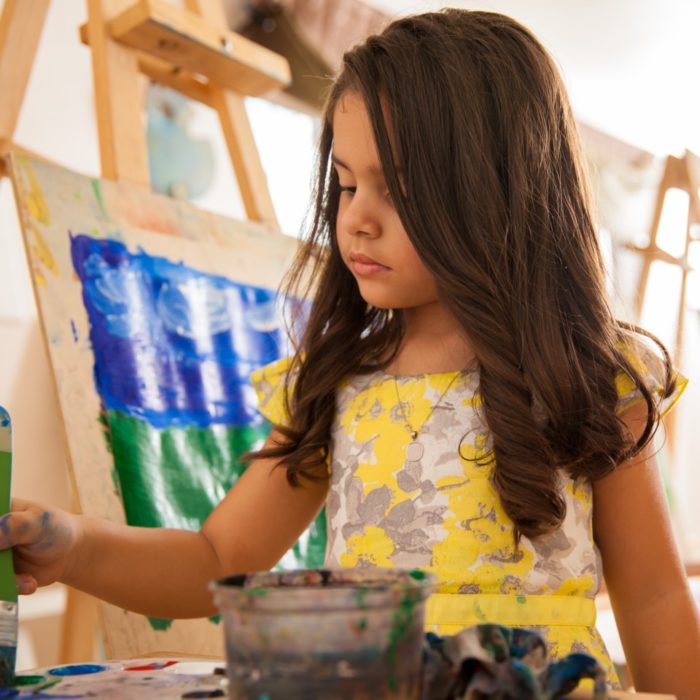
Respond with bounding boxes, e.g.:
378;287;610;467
77;0;288;226
87;0;151;187
108;0;290;97
0;0;51;140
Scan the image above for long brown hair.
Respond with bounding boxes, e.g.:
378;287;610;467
251;9;676;541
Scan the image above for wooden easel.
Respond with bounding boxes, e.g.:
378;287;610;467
0;0;291;662
627;150;700;451
628;151;700;363
0;0;290;227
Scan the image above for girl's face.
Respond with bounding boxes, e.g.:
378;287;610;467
332;92;440;311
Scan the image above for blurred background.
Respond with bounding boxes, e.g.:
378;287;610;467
0;0;698;680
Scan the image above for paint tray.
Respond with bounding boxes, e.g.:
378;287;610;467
210;568;434;700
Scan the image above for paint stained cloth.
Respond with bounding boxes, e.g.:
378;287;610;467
422;624;606;699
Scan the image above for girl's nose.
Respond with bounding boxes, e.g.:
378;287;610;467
342;193;381;239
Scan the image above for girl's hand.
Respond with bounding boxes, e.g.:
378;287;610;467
0;430;327;617
0;498;80;594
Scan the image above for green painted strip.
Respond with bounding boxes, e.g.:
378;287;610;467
0;453;11;508
108;410;268;529
105;410;327;630
147;617;173;631
0;448;17;603
0;407;17;686
90;179;107;221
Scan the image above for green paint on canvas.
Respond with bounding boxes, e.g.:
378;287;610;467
98;410;114;454
287;512;326;570
106;410;327;630
107;410;327;557
108;410;268;530
147;616;173;631
91;179;107;220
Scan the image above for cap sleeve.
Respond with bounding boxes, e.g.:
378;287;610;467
250;356;295;427
615;343;688;418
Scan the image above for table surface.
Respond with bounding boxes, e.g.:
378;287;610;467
10;659;676;699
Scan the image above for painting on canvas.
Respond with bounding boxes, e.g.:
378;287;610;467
8;155;325;658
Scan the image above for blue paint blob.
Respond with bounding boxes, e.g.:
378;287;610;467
70;234;301;430
48;664;107;677
70;320;78;343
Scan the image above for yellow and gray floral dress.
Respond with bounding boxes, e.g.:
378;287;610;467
251;349;686;683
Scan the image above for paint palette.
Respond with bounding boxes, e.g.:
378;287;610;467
7;659;227;698
211;568;435;700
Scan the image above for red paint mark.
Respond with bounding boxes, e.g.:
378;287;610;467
125;660;178;671
124;209;180;236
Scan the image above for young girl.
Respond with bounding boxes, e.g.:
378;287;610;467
3;9;699;698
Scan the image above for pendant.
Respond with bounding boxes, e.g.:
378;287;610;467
405;440;424;462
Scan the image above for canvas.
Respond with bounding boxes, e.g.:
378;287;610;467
8;155;325;658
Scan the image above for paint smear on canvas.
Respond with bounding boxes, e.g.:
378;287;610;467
71;234;281;429
22;160;50;225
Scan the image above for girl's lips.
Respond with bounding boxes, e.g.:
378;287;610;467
350;253;390;276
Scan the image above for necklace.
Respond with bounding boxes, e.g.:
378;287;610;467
393;372;462;462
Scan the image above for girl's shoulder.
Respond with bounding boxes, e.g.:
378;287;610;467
250;355;294;387
615;339;687;417
250;356;296;427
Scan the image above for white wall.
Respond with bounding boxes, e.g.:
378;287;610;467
367;0;700;157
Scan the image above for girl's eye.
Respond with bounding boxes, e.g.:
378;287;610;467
339;185;356;196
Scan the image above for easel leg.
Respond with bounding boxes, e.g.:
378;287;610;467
634;153;700;454
187;0;280;229
0;0;51;176
86;0;150;188
0;0;51;140
212;89;279;229
59;588;101;664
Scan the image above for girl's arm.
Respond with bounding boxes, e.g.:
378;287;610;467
593;402;700;700
2;429;328;619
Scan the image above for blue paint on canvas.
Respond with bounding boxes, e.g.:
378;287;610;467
70;234;287;430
